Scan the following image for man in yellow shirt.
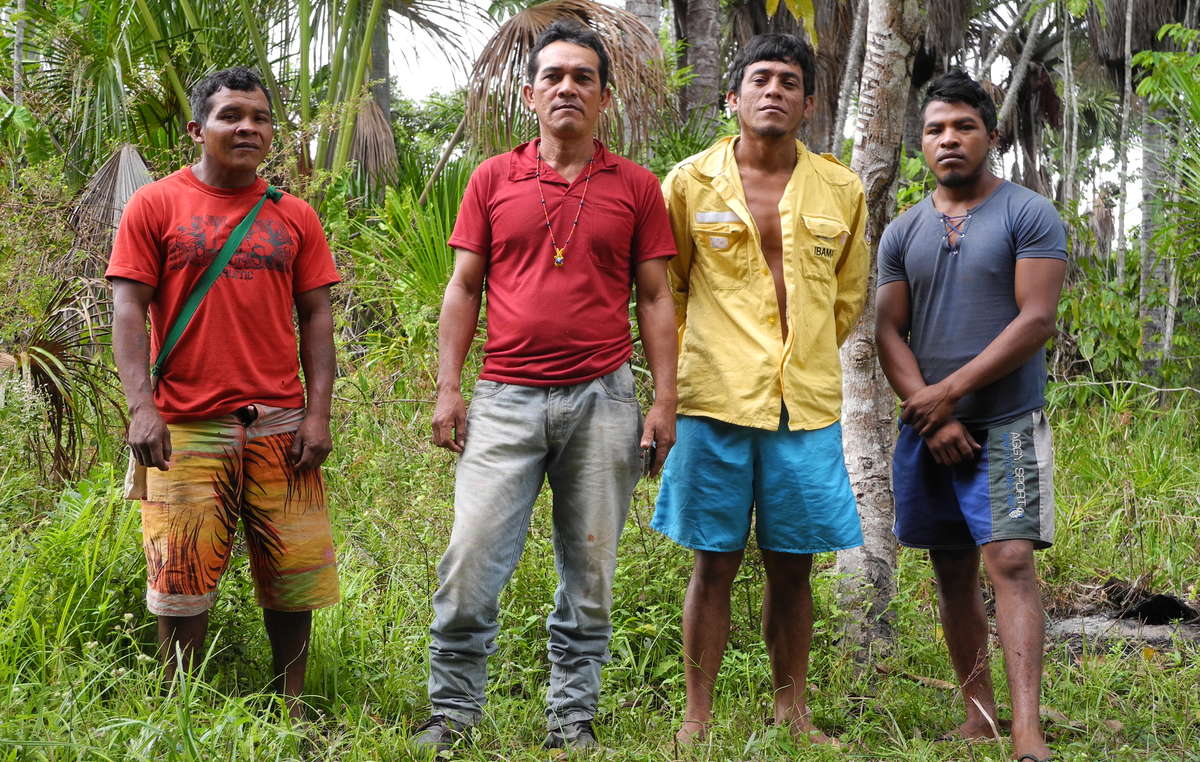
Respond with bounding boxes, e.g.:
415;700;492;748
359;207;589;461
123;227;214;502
651;33;868;746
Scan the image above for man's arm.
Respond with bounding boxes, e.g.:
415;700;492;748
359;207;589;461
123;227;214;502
875;281;926;401
112;278;171;470
293;285;335;470
635;257;678;476
661;169;694;328
899;257;1067;435
876;280;979;465
431;248;485;453
833;185;870;345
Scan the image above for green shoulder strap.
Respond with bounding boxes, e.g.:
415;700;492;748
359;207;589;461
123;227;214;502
150;184;282;379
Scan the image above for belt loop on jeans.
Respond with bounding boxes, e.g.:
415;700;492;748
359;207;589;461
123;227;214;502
234;404;259;426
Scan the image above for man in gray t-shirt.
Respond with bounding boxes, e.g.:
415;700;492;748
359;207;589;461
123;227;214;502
875;70;1066;762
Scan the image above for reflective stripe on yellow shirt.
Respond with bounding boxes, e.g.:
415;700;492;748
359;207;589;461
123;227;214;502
663;136;869;431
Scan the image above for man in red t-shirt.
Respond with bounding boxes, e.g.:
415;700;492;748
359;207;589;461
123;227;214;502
415;20;678;752
107;67;339;718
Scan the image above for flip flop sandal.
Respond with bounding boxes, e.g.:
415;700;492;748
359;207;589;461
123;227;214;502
1017;755;1054;761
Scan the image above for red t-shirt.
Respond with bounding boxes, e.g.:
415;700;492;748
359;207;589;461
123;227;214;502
106;167;338;422
448;139;676;386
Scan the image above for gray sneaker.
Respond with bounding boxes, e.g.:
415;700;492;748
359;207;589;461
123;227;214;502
411;715;470;752
544;719;598;750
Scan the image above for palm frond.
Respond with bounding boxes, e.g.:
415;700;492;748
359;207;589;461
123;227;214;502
4;281;123;480
350;99;399;187
68;144;154;278
464;0;668;159
926;0;968;58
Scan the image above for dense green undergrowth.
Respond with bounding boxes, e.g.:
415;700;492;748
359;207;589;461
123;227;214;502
1;349;1198;760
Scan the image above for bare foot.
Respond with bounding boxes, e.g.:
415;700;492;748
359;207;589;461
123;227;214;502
1011;726;1051;760
675;719;710;745
782;717;841;747
937;717;1012;742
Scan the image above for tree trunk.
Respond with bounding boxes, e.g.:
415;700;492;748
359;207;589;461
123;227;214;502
977;0;1035;78
1115;0;1134;284
996;4;1046;131
832;0;870;153
370;6;391;119
1138;107;1167;377
807;0;858;154
836;0;924;651
1061;0;1079;208
12;0;25;107
679;0;721;122
625;0;661;38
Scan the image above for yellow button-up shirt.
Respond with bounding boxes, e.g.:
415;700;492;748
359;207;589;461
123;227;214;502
663;136;868;431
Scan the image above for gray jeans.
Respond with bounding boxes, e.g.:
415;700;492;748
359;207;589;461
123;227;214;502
427;365;642;730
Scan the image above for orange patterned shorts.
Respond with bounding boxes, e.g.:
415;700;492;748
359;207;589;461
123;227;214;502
141;405;339;616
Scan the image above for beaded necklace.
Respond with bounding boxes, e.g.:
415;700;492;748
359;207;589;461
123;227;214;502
536;153;594;266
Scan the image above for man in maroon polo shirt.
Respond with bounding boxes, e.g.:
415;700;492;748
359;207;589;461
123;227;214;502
413;19;678;752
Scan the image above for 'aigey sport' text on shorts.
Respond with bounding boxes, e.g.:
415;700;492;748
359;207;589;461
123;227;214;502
892;408;1055;550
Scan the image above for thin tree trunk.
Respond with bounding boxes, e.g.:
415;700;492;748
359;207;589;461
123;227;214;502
832;0;869;152
333;0;386;173
1138;107;1167;377
1061;0;1079;208
418;116;466;207
236;0;286;136
133;0;193;122
1162;254;1178;360
1115;0;1134;284
681;0;721;122
13;0;25;107
836;0;924;652
370;4;391;118
625;0;661;37
977;0;1035;78
996;4;1047;131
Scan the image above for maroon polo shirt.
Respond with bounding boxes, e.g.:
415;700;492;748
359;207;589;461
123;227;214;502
448;139;676;386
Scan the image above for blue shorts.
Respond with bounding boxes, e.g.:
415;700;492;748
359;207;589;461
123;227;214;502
892;409;1056;550
651;413;863;555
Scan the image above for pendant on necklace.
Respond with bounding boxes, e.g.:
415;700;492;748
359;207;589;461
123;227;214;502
554;247;565;266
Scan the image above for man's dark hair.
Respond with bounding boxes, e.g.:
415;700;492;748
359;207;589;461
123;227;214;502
920;69;997;133
525;19;611;90
726;34;815;96
189;67;273;125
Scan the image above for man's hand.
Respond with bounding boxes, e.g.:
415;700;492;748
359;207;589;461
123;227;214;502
924;419;981;466
432;388;467;453
290;413;333;470
901;381;958;436
127;404;172;470
640;399;676;477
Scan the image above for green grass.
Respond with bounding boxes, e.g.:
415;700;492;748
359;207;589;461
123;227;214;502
0;366;1198;761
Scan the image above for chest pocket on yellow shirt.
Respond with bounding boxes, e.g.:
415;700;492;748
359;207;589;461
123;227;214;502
800;215;848;283
693;221;749;291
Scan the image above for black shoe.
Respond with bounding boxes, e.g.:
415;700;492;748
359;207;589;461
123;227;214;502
544;719;599;750
411;715;470;752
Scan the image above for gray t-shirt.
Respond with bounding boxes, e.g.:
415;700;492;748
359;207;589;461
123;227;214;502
877;181;1067;427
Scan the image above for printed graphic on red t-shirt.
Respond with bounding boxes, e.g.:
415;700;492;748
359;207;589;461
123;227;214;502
106;167;338;422
169;216;297;278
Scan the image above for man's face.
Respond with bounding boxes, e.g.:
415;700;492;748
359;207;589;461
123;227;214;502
727;59;814;138
522;41;611;139
187;86;273;173
920;99;996;188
